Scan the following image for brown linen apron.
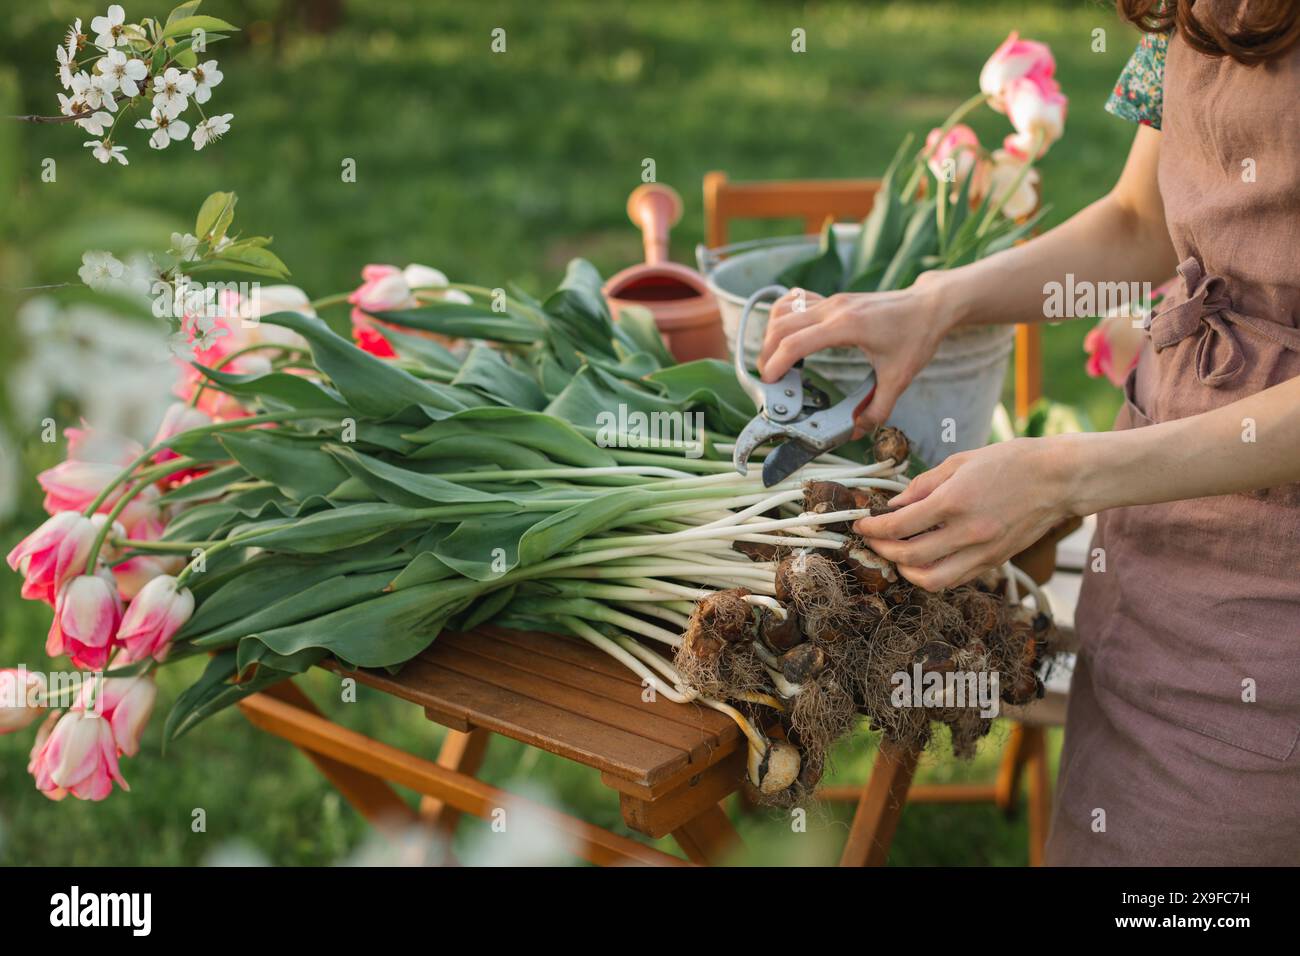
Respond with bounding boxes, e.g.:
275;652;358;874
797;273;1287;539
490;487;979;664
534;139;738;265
1045;28;1300;865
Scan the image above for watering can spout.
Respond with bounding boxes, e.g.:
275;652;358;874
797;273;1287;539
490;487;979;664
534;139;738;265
603;182;728;363
627;183;683;266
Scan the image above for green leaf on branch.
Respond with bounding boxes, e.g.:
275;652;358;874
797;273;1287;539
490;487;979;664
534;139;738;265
161;15;240;40
166;1;204;27
194;191;236;245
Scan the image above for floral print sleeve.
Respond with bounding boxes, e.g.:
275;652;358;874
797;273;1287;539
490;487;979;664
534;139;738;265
1105;32;1167;129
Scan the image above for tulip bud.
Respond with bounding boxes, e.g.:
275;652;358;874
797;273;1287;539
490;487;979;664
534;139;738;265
49;572;123;671
36;459;122;516
986;149;1042;220
924;124;981;190
28;710;65;800
401;263;450;290
115;574;194;663
111;554;181;600
6;511;100;605
980;31;1056;113
0;668;46;734
1005;76;1067;157
36;709;127;801
76;674;157;758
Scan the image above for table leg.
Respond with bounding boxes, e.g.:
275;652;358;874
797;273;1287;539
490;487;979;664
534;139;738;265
672;803;741;865
251;681;418;827
419;728;491;838
839;739;921;866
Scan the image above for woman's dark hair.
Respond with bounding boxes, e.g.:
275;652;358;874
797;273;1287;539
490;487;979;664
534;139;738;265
1117;0;1300;64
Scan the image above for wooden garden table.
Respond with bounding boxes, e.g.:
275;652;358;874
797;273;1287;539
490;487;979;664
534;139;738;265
237;525;1078;866
238;626;749;866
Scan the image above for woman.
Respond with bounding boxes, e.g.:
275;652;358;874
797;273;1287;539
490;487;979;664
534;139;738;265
760;0;1300;865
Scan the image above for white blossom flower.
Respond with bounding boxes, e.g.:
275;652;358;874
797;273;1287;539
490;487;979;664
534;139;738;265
152;68;195;117
65;18;85;56
90;5;128;49
83;138;128;165
76;111;114;136
135;107;189;150
100;49;147;97
68;72;98;109
56;45;76;88
79;251;126;290
191;113;233;150
90;73;118;111
190;61;223;105
170;232;201;261
57;92;86;117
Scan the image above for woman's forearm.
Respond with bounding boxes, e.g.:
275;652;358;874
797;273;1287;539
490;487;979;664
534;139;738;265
1060;374;1300;514
939;193;1180;329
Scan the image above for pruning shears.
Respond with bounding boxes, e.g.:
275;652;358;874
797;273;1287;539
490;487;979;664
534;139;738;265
732;285;877;487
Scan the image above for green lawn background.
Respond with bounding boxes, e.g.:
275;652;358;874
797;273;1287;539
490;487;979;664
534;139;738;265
1;0;1136;865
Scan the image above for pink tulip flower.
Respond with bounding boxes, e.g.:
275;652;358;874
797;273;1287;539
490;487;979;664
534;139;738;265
74;673;158;758
37;459;123;514
28;711;66;800
1004;75;1068;158
6;511;104;605
348;263;457;354
149;402;213;484
111;554;182;600
65;425;143;466
49;572;123;671
0;668;46;734
30;708;126;801
924;124;990;201
353;321;398;357
985;148;1041;220
980;31;1056;113
115;574;195;663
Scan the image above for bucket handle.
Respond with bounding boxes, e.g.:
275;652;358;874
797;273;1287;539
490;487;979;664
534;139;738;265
733;284;789;409
695;235;816;276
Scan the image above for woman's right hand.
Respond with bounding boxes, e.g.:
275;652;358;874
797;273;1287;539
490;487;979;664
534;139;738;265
757;271;960;433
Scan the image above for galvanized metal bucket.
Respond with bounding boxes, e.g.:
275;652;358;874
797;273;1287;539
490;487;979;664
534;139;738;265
697;226;1013;464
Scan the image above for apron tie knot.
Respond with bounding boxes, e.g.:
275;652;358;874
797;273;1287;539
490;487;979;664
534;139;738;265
1145;257;1246;387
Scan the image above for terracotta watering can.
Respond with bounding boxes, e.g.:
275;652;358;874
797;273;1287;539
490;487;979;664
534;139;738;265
602;183;729;362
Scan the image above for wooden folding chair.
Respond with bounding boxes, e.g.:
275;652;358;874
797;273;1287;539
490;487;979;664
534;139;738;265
702;170;1057;866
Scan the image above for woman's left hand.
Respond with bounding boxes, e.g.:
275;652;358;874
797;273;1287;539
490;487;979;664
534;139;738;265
854;437;1080;591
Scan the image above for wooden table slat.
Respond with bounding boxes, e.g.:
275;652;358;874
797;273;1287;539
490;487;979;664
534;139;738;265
441;630;736;741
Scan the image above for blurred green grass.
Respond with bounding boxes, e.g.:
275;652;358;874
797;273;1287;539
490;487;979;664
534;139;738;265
1;0;1130;865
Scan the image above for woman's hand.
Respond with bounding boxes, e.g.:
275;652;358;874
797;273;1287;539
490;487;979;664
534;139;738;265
853;436;1082;590
757;272;959;432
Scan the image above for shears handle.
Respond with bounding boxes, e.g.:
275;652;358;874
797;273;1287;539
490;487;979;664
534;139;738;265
734;284;804;422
